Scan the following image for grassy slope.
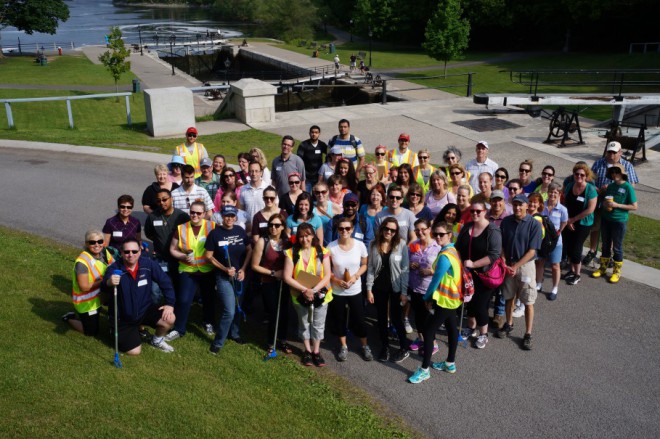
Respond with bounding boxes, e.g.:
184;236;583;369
0;226;411;438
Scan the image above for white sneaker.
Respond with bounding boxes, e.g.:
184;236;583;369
151;338;175;353
475;334;489;349
204;323;215;335
512;304;525;318
164;330;181;342
404;318;413;334
536;283;543;291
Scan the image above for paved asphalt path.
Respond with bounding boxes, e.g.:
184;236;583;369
2;147;659;438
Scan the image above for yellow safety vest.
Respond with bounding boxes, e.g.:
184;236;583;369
413;165;436;194
71;250;114;314
284;247;333;304
431;246;462;309
177;220;215;273
176;142;206;178
387;148;416;167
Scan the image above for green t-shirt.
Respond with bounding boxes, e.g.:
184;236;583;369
602;181;636;223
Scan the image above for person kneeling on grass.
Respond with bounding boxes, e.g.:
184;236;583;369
103;239;176;355
408;222;463;384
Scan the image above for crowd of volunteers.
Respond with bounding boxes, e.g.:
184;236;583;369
63;122;638;384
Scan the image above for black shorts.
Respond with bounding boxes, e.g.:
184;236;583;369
79;310;100;336
116;304;163;352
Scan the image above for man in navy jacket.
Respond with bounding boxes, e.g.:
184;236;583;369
104;239;176;355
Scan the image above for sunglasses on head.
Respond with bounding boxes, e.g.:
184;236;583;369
87;239;104;245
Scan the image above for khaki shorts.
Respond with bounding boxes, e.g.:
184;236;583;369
502;260;537;305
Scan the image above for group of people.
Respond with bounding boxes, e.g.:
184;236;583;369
63;122;639;385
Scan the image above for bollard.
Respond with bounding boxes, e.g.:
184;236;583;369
381;80;387;104
466;73;473;97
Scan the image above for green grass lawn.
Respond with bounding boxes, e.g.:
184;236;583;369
625;214;660;269
0;226;412;438
0;54;124;86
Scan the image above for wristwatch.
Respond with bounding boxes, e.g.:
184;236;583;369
270;270;276;277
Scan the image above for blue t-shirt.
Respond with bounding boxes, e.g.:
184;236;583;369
286;214;323;235
205;225;248;279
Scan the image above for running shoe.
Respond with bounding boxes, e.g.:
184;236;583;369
362;345;374;362
312;352;326;367
302;351;313;366
164;330;181;342
495;322;513;339
408;367;431;384
475;334;489;349
61;311;75;322
391;349;410;363
337;345;348;362
151;338;174;353
582;251;596;266
404;318;413;334
512;304;525;318
204;323;215;335
409;338;422;351
522;333;533;350
431;361;456;373
567;274;581;285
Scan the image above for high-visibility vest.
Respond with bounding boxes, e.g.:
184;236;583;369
431;246;462;310
284;246;333;304
176;142;205;178
387;148;416;167
413;165;436;194
176;220;215;273
71;249;114;314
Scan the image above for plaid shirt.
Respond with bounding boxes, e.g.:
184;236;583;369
591;157;638;189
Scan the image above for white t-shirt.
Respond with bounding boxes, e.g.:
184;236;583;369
328;240;368;296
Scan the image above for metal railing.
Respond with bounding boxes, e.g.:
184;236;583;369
1;92;133;129
388;72;476;97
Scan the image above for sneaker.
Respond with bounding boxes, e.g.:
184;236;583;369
138;327;151;340
204;323;215;335
563;270;575;281
61;311;75;322
408;367;431;384
312;352;326;367
512;304;525;318
492;314;506;330
404;318;413;334
378;346;390;362
582;250;596;266
391;349;410;363
548;288;558;301
151;338;174;353
567;274;581;285
475;334;489;349
362;345;374;361
495;322;513;339
536;283;543;291
409;338;422;351
337;345;348;362
209;344;220;355
522;333;532;350
302;351;313;366
164;330;181;342
431;361;456;373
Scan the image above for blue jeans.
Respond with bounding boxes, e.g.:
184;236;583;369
174;271;214;335
212;276;241;349
600;218;627;262
305;180;313;194
493;287;505;317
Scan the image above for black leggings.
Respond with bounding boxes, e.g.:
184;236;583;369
373;287;409;350
422;304;458;369
410;292;431;335
466;275;496;328
261;281;290;344
328;293;368;338
562;223;591;264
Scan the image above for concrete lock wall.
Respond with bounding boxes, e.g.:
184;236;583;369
144;87;196;137
231;78;277;124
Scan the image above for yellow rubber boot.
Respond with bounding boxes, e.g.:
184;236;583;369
609;261;623;283
591;257;610;279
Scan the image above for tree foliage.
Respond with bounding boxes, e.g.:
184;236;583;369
254;0;318;42
423;0;470;76
98;27;131;92
0;0;69;34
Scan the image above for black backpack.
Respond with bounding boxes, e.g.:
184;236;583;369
328;134;358;157
535;214;559;258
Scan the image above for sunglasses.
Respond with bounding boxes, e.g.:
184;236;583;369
383;227;398;234
313;190;328;195
375;152;385;156
288;180;301;185
119;205;133;210
87;239;104;245
263;196;276;201
519;168;531;173
224;174;235;178
155;197;170;203
470;209;484;214
388;195;403;200
190;211;204;216
409;193;422;198
268;223;283;228
337;226;352;232
495;174;507;179
446;156;457;161
123;249;139;255
542;172;554;177
418;156;429;160
434;231;451;237
171;164;182;168
187;133;197;138
451;172;462;176
344;202;358;208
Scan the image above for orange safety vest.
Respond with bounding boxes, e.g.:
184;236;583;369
176;142;206;178
431;246;462;309
176;220;215;273
387;148;417;167
71;249;115;313
284;246;333;304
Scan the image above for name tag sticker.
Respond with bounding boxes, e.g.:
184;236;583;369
521;276;532;284
137;279;148;287
112;231;123;238
398;221;407;227
325;171;333;176
618;188;626;194
354;232;364;239
88;309;98;316
259;222;267;228
315;150;321;154
394;255;402;261
551;211;561;217
218;241;229;247
276;166;282;171
180;151;187;156
576;196;585;202
153;220;164;226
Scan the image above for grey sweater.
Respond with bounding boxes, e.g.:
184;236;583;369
366;240;409;294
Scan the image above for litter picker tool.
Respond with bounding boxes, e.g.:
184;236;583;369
264;280;284;361
223;245;246;322
112;269;123;368
456;303;469;348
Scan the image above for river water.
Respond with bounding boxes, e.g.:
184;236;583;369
1;0;244;51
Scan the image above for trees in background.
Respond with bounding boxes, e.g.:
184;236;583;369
423;0;470;77
98;27;131;93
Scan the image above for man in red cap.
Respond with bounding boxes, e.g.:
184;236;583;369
175;127;209;178
387;133;418;168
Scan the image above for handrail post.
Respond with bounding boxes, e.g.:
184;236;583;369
125;95;132;127
381;80;387;104
66;99;74;129
466;72;473;97
5;102;14;128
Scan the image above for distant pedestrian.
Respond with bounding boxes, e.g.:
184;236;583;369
349;54;357;71
334;54;340;70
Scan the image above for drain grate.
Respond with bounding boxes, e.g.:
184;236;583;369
453;118;522;132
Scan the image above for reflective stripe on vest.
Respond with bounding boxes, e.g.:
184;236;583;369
431;246;462;309
177;220;215;273
387;149;415;167
177;142;203;177
71;250;114;313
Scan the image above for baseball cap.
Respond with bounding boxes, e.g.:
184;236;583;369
477;140;489;149
490;190;505;200
221;206;238;216
330;145;343;155
186;127;198;135
512;194;529;204
398;133;410;142
344;193;359;205
606;141;621;152
200;158;212;167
